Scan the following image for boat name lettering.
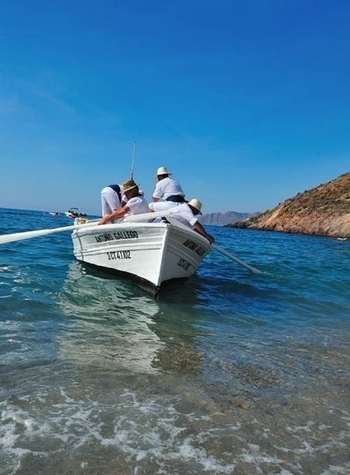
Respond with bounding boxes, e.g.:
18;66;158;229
182;239;205;256
107;251;131;260
177;257;190;271
95;231;139;242
113;230;139;240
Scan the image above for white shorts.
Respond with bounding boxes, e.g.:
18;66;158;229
148;201;181;212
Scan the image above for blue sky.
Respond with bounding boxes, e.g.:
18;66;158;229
1;0;349;216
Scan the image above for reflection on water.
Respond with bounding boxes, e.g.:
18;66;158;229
59;262;164;374
58;262;208;376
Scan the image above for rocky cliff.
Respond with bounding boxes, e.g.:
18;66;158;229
228;171;350;238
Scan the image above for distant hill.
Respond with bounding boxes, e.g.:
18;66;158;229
227;171;350;239
199;211;254;226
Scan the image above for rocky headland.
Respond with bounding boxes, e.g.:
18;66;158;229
227;171;350;239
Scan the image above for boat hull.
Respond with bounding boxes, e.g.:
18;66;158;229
72;221;211;296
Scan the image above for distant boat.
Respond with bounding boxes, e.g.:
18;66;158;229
49;211;59;217
65;208;87;219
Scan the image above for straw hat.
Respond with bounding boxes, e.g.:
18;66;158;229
156;166;172;176
188;199;202;215
122;179;139;193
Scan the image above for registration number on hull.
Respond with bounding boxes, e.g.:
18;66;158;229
107;250;131;260
177;257;190;271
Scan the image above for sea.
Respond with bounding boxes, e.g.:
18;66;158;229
0;207;349;475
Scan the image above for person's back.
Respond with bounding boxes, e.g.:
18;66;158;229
101;184;124;216
149;166;186;213
153;176;185;202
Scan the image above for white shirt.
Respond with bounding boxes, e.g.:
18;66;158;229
152;177;185;201
173;203;198;227
126;195;149;215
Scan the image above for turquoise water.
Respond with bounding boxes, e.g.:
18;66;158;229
0;207;349;474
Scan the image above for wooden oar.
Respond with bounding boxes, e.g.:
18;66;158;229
0;209;179;245
0;222;98;245
212;244;263;274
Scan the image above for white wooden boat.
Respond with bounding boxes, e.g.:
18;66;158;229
71;216;212;296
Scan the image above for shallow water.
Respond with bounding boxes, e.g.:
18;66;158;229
0;208;349;474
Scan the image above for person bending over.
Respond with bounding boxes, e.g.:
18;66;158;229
173;198;215;244
99;179;148;225
100;184;125;216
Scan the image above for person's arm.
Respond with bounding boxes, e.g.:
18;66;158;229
193;222;215;244
99;205;130;225
152;181;163;202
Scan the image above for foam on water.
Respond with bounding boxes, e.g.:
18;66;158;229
0;385;350;475
1;387;238;474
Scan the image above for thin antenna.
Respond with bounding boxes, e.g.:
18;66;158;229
130;141;136;179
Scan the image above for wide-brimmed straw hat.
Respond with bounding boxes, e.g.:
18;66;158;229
122;179;139;193
188;199;202;215
156;166;172;176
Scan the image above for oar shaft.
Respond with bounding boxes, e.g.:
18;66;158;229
0;209;180;245
212;244;263;274
0;222;97;245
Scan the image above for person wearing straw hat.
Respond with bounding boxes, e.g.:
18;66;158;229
149;166;186;213
100;184;125;217
172;198;215;244
99;179;148;225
